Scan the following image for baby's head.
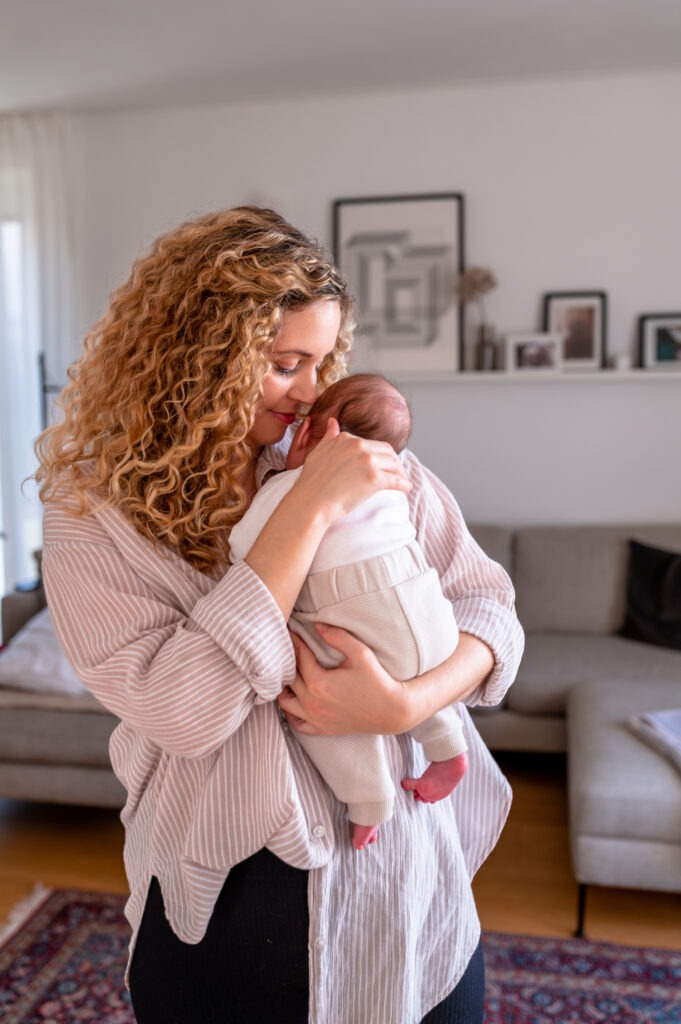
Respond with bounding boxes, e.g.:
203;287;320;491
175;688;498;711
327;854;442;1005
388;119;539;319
286;373;411;470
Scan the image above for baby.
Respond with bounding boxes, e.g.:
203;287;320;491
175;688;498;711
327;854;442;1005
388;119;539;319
229;374;468;850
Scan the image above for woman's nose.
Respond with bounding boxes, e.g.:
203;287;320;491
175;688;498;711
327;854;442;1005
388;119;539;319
289;368;318;406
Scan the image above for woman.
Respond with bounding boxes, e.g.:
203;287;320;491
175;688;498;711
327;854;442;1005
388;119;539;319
36;206;523;1024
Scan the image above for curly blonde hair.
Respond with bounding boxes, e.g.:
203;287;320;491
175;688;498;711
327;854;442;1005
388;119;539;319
35;206;354;574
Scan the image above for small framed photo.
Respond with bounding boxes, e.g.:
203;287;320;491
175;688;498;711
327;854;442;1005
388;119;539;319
505;332;563;373
542;291;607;370
638;313;681;370
333;193;465;376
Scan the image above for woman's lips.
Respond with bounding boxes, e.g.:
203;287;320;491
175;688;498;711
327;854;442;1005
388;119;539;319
270;411;296;425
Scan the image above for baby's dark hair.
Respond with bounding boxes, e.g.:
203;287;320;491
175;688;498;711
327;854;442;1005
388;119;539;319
308;373;411;453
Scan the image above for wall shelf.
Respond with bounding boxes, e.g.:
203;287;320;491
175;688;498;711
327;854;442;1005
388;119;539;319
394;369;681;386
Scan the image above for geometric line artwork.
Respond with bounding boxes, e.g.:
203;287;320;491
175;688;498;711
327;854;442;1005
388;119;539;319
334;194;465;375
344;231;455;348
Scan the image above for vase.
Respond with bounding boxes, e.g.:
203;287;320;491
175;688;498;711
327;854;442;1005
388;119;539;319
475;324;497;371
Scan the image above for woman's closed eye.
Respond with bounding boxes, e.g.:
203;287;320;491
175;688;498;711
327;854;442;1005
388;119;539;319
273;361;322;378
273;363;299;377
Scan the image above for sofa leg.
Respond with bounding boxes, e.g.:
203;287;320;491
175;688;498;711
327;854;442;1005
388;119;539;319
574;883;587;938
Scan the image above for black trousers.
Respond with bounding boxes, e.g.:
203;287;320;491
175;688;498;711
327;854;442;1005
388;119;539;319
129;849;485;1024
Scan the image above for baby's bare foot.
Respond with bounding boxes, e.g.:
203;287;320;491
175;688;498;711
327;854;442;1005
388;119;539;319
352;823;380;850
401;752;468;804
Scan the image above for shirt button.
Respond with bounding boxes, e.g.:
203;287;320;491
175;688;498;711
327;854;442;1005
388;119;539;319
314;936;326;950
312;825;326;838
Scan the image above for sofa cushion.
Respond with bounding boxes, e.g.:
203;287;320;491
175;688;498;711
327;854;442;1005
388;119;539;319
622;539;681;650
514;525;681;634
0;705;117;766
0;607;89;696
507;632;681;716
567;678;681;845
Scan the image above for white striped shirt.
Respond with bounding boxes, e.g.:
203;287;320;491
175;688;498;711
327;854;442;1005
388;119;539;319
41;445;524;1024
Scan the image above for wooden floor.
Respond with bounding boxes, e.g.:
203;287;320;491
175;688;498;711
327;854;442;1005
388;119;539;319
473;753;681;949
1;752;680;949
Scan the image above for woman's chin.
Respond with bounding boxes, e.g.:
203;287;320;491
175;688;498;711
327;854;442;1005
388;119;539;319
247;423;288;448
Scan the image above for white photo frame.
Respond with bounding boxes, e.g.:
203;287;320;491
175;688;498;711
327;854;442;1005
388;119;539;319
505;332;563;373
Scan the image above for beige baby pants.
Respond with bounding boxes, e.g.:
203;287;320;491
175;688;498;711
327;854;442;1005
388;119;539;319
289;541;467;826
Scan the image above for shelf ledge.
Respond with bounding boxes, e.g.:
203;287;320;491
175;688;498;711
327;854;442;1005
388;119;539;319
391;369;681;385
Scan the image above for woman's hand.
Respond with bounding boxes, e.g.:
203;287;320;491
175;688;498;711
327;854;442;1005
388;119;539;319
244;419;411;621
243;419;409;621
292;418;411;527
278;626;495;736
277;625;413;736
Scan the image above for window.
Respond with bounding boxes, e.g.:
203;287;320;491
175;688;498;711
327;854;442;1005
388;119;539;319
0;113;76;601
0;216;43;595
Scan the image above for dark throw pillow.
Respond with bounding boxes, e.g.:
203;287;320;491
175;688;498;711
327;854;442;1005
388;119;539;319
621;539;681;650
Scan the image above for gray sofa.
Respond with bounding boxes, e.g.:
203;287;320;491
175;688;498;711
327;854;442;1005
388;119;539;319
470;522;681;933
470;523;681;753
0;585;125;808
1;523;680;930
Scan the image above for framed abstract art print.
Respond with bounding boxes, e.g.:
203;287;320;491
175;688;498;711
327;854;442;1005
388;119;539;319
333;193;465;376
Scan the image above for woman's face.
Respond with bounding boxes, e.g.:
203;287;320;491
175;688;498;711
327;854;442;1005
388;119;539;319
247;300;342;449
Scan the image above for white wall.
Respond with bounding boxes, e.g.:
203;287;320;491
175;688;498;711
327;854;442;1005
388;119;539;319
72;70;681;525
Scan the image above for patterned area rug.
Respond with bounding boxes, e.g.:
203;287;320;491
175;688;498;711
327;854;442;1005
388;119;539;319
484;930;681;1023
1;888;680;1023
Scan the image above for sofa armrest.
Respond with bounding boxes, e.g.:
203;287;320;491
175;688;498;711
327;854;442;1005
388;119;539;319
1;587;47;643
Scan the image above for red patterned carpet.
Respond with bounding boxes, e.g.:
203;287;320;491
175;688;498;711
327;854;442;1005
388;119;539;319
1;888;680;1023
484;930;681;1023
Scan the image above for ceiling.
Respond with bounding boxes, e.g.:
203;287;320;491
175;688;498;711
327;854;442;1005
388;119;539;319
3;0;681;114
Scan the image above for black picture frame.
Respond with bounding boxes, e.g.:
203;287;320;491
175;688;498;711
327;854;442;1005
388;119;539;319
333;193;465;376
637;313;681;370
542;291;608;370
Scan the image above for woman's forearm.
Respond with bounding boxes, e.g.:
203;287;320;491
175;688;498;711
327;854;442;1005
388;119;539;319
279;627;495;737
398;633;494;732
244;488;332;620
243;426;411;620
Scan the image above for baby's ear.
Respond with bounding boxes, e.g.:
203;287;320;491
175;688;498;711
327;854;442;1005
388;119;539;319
294;416;312;449
286;416;312;469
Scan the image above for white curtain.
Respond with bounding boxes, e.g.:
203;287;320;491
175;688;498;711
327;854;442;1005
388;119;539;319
0;113;76;595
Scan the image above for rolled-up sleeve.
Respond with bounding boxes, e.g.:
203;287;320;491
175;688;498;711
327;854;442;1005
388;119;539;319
403;451;524;707
191;560;294;697
42;505;296;759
